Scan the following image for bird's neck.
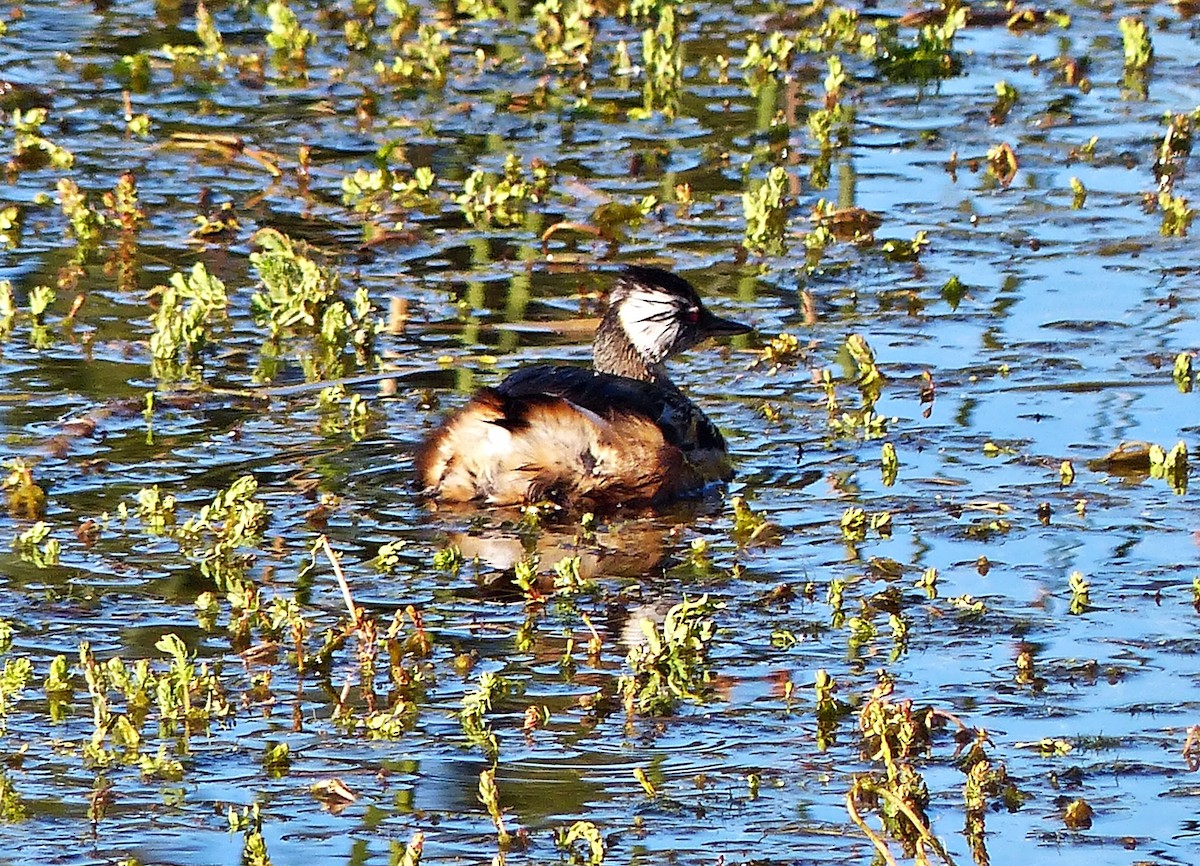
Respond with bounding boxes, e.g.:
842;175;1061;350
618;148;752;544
592;314;669;385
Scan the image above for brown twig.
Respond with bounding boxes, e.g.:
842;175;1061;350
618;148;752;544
320;535;360;628
869;784;958;866
845;788;900;866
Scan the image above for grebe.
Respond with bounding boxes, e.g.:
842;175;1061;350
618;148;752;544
417;266;750;509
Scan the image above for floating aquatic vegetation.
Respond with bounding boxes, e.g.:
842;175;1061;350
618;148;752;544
555;820;604;865
533;0;597;67
1068;570;1090;616
460;670;509;757
7;107;73;172
1118;17;1152;71
753;332;803;372
149;262;228;381
376;23;453;86
881;441;899;486
742;165;790;255
620;594;720;715
1158;190;1194;237
458;154;553;228
632;6;681;118
249;228;379;381
3;461;46;521
739;32;795;98
1069;175;1086;209
875;8;966;84
989;80;1018;125
230;804;273;866
478;768;513;847
1091;440;1188;493
1173;351;1194;392
985;142;1018;186
1154;110;1196;190
807;56;852;155
266;0;317;72
13;521;59;568
341;165;436;216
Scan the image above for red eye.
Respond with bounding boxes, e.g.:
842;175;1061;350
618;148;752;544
685;307;699;324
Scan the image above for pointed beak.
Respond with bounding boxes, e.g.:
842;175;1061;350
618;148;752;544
701;309;753;338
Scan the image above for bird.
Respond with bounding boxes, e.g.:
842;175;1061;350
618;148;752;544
416;265;751;510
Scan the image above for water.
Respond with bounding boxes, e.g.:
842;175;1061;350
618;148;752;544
1;1;1199;864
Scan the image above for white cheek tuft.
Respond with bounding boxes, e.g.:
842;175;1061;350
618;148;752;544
617;290;682;361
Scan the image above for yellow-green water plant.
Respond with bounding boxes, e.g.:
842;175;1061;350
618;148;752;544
460;670;509;757
79;642;154;747
8;107;74;173
730;495;778;546
316;384;372;441
742;165;790;255
1158;190;1194;237
617;0;678;22
432;543;464;574
1154;111;1196;190
195;2;227;64
0;651;32;735
753;332;803;372
42;654;73;723
839;507;892;542
376;22;453;86
249;228;379;382
620;594;721;716
881;441;899;486
55;179;104;250
478;768;513;848
1069;176;1086;209
797;4;877;56
1173;351;1194;393
631;5;682;119
454;0;507;21
881;229;930;262
266;0;316;71
552;553;589;595
847;674;954;866
153;632;232;733
135;485;177;535
808;56;853;157
26;284;54;332
262;742;290;778
457;154;553;228
0;771;25;823
814;668;840;750
173;474;268;592
961;738;1019;863
381;0;419;43
0;279;12;339
533;0;597;68
739;31;795;98
989;80;1018;125
13;521;59;568
149;262;228;381
825;334;891;440
1149;440;1188;494
1119;17;1152;72
1067;570;1090;616
916;567;938;600
875;7;966;84
341;165;436;216
393;830;425;866
556;820;604;864
230;804;273;866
